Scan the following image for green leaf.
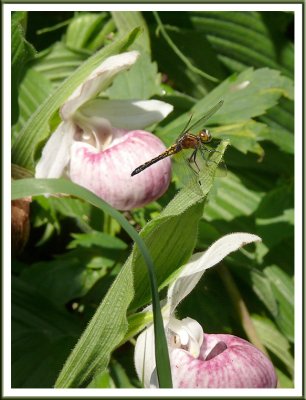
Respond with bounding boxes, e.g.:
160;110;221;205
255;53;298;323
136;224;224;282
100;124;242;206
247;268;278;317
65;12;110;50
45;197;94;231
130;141;228;310
151;12;294;155
255;185;294;248
189;11;293;77
275;368;294;389
67;231;127;250
12;69;53;143
157;68;292;157
203;171;264;222
109;359;137;388
108;13;163;100
252;314;294;376
153;11;219;84
32;42;88;88
12;277;81;388
11;27;140;170
11;177;172;388
87;369;115;388
112;11;151;53
264;265;294;342
149;15;225;98
11;11;36;124
20;248;117;305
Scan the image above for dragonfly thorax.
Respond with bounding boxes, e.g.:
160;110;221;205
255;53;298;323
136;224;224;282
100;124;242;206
199;129;212;143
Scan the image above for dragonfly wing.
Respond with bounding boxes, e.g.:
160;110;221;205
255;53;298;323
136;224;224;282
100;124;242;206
187;100;224;134
172;150;202;194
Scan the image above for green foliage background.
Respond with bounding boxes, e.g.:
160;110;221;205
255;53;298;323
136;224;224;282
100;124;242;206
11;11;294;388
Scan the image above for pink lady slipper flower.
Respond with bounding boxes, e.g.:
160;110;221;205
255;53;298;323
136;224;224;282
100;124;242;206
35;51;173;210
134;233;277;388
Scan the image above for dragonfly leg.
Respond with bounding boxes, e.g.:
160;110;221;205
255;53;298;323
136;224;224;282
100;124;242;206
188;149;201;172
199;146;220;166
186;149;201;185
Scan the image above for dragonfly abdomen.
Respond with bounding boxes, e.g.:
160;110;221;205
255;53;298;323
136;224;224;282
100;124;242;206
131;145;177;176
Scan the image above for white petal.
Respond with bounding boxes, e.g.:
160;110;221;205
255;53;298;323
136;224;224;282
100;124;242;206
35;121;75;178
167;233;261;313
168;317;204;358
61;51;139;119
134;324;157;388
77;99;173;130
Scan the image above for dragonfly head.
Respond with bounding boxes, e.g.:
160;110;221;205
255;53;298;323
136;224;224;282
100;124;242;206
199;129;212;143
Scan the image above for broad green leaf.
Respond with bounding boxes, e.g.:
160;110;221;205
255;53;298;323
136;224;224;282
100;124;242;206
258;97;294;154
108;359;138;388
275;368;294;389
203;171;264;222
65;12;110;50
150;11;294;155
264;265;294;342
12;177;172;388
87;369;115;388
112;11;151;53
188;11;294;154
88;359;139;388
122;310;153;345
130;141;228;310
12;69;53;143
157;68;292;157
264;238;293;277
67;231;127;250
255;185;294;248
189;11;293;78
47;197;92;224
256;184;294;219
247;268;278;317
252;314;294;376
152;11;219;84
12;277;81;388
11;27;140;170
108;13;162;100
20;247;118;305
11;11;36;124
32;42;88;88
148;15;225;98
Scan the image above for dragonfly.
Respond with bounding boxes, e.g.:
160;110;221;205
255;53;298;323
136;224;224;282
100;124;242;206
131;100;225;186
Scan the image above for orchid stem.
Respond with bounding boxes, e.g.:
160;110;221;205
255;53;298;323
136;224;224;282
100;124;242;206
218;264;269;357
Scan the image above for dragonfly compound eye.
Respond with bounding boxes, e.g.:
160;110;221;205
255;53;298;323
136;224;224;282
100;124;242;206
200;129;212;143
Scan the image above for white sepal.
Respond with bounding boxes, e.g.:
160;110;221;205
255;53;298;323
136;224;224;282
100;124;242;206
61;51;140;119
134;324;156;388
167;233;261;314
78;99;173;130
35;120;75;178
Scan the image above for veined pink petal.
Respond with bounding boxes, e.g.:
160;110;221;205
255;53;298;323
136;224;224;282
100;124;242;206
170;333;277;388
69;130;171;210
